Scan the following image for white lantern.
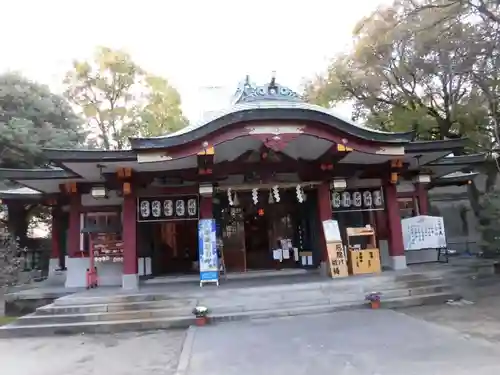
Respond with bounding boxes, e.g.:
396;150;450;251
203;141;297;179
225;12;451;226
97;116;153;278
296;185;304;203
272;185;280;202
268;190;274;204
252;188;259;205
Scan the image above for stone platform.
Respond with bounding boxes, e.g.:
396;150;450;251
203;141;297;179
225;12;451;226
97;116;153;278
0;259;496;337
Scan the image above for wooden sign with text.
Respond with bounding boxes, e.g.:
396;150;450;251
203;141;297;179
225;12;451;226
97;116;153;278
326;241;348;278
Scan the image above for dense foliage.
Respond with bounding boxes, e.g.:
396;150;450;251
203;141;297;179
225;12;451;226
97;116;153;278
64;46;188;150
305;0;500;217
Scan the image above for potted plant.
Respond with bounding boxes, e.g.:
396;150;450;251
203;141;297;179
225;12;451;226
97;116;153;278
365;292;382;309
192;306;210;326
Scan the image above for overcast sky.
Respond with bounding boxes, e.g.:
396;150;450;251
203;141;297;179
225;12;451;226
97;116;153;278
0;0;390;122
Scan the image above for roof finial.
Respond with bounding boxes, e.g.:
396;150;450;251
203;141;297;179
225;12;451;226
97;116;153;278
270;71;276;87
244;74;251;87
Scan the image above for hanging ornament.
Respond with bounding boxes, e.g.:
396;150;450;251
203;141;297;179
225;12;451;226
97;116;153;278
296;184;304;203
233;191;240;206
252;188;259;205
268;190;275;204
227;188;234;206
272;185;280;203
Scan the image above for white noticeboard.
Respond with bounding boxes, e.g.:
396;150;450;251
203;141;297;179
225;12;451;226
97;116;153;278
401;215;447;251
322;220;342;242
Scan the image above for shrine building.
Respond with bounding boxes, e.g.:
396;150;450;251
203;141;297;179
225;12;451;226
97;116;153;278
0;76;484;289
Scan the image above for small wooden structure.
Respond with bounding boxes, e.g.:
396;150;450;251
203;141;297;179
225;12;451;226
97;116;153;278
346;226;382;275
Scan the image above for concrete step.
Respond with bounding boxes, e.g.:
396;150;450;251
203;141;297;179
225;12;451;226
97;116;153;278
50;274;450;307
407;262;495;279
37;298;198;315
0;315;194;337
4;264;486;338
0;291;458;338
212;292;460;323
16;306;195;325
35;282;452;316
21;284;452;325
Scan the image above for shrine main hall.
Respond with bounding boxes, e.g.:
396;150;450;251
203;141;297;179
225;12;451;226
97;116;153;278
0;77;483;289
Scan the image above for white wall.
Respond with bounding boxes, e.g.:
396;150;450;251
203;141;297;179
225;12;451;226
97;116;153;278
65;257;152;288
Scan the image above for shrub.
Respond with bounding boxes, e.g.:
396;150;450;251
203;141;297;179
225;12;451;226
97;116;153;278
0;234;27;288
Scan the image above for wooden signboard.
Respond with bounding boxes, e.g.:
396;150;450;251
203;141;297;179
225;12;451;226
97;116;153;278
322;219;348;278
326;241;348;278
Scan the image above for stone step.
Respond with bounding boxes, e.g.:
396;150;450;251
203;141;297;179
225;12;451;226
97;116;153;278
406;262;495;279
395;267;493;283
0;315;193;337
211;292;460;323
51;274;450;307
204;284;453;308
16;306;195;325
36;282;452;316
0;291;458;338
16;284;452;325
37;298;198;315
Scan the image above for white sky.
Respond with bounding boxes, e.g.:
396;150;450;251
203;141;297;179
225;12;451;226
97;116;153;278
0;0;390;123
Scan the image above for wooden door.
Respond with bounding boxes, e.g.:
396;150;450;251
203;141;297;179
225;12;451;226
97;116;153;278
221;207;246;272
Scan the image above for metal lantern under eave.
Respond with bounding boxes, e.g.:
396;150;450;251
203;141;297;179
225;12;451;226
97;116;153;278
91;186;107;199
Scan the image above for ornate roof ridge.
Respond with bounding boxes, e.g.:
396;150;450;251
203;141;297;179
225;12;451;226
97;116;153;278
231;73;303;105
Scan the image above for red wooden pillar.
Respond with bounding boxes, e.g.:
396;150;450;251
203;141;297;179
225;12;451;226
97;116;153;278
384;183;406;269
200;195;213;219
68;195;81;257
317;182;332;266
415;183;429;215
50;208;61;267
122;194;138;289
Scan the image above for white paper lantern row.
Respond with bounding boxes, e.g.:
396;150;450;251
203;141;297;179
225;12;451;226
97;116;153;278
94;256;124;263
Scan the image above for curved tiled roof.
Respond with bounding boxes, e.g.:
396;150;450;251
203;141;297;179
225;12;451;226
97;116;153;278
130;100;415;150
129;76;415;150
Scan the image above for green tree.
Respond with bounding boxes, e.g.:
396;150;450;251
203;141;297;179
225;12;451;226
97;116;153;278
63;46;188;150
139;75;188;137
304;0;499;218
478;187;500;256
0;233;26;288
0;72;85;244
408;0;500;27
0;73;84;168
305;1;486;143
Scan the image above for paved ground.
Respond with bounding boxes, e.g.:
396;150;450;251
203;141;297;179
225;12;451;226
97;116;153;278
2;307;500;375
3;279;500;374
185;310;500;375
0;330;186;375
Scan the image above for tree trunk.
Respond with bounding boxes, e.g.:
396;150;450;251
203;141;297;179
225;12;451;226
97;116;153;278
467;181;482;218
6;202;30;248
466;160;497;218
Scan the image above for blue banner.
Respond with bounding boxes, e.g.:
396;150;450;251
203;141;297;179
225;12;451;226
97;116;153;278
198;219;219;283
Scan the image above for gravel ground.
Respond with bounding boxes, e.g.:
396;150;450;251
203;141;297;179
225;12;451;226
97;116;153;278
403;282;500;343
0;329;186;375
